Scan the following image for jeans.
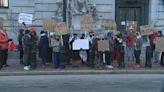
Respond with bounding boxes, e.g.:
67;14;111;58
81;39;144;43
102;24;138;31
98;52;104;67
126;46;135;61
105;51;113;65
134;50;141;64
88;51;95;68
0;49;8;68
53;52;60;69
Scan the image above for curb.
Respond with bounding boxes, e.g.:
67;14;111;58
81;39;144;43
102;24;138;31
0;70;164;76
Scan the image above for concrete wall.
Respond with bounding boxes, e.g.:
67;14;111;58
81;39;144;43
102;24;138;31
0;0;62;44
149;0;164;32
92;0;115;19
0;0;115;44
1;0;164;43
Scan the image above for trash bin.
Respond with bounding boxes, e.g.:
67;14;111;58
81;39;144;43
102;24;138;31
145;46;152;68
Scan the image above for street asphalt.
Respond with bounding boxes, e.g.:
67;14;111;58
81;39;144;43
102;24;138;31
0;74;164;92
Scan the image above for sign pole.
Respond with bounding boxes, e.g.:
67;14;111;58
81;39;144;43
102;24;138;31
22;22;27;30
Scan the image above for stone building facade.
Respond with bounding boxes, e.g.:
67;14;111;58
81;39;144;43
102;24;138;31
0;0;164;43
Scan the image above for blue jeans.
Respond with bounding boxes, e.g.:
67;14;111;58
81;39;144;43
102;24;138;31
126;46;135;61
53;52;60;69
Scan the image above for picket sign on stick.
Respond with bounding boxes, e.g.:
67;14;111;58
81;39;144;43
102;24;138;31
140;25;154;35
155;37;164;52
18;13;33;25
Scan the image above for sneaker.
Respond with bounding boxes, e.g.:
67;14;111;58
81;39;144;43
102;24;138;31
24;66;30;71
106;65;114;69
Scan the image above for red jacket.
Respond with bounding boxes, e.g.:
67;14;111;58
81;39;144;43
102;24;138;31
149;33;155;46
0;31;8;50
125;35;135;46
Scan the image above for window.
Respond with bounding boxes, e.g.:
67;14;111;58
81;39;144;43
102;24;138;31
0;0;8;8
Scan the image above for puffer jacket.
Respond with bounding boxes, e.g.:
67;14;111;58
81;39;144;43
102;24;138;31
0;31;8;50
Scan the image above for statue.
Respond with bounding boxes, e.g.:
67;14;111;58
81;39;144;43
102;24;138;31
72;0;88;14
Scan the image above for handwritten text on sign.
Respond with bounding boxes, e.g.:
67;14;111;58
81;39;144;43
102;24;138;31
18;13;33;25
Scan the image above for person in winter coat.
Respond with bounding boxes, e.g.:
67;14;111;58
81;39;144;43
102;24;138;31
105;32;114;69
0;27;9;69
134;32;143;68
125;31;136;62
18;29;24;64
38;31;49;67
29;27;38;69
113;33;123;62
23;30;32;70
51;35;61;69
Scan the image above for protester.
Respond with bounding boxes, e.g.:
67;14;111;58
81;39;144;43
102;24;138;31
23;30;31;70
88;32;96;69
113;32;123;62
125;26;137;62
160;52;164;67
51;35;61;69
105;32;114;69
18;29;24;64
69;33;79;67
87;32;94;44
156;31;164;67
134;32;143;68
38;31;49;67
0;27;9;69
154;31;162;63
29;27;38;69
62;34;71;65
69;33;79;50
148;32;156;58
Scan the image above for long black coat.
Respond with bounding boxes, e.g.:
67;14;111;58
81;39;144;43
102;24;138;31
18;33;24;51
23;34;31;66
38;35;49;59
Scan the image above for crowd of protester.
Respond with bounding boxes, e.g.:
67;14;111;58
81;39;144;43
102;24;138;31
0;25;164;70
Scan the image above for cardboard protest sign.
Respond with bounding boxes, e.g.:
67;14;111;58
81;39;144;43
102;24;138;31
140;25;154;35
97;40;109;52
72;39;89;50
18;13;33;24
42;19;55;31
80;15;92;31
55;22;67;36
155;37;164;52
102;19;116;30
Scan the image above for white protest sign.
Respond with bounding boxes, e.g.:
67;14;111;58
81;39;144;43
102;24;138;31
18;13;33;24
72;39;89;50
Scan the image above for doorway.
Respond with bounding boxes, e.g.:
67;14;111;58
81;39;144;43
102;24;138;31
116;0;149;34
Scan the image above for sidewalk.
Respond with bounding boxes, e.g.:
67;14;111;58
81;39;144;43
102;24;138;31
0;51;164;76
